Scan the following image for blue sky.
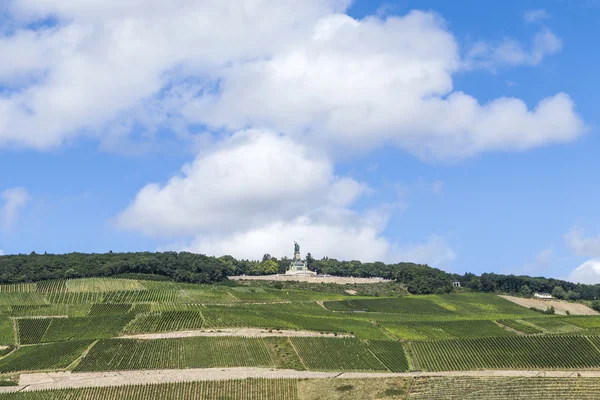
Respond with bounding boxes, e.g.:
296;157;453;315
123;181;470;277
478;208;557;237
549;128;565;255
1;0;600;283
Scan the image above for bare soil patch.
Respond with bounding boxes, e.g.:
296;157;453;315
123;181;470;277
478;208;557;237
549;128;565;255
119;328;352;340
499;295;599;315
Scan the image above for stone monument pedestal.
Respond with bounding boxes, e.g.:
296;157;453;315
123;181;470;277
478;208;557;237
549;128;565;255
285;242;316;276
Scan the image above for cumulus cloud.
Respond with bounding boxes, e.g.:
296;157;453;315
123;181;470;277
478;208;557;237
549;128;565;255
181;213;391;262
568;259;600;284
117;130;366;236
565;228;600;258
1;187;29;232
188;12;581;159
119;130;453;264
0;249;4;256
465;28;562;70
524;9;550;23
0;2;585;159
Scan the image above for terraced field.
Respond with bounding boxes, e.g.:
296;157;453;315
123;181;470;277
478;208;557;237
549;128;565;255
75;337;274;371
0;340;92;373
382;320;513;340
408;335;600;371
0;379;300;400
410;377;600;399
290;337;387;371
1;277;600;399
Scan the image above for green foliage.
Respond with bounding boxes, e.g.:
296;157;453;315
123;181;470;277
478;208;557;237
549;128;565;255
325;293;537;320
290;338;387;371
124;311;204;334
567;290;581;301
409;335;600;371
0;252;233;285
250;259;279;275
87;303;132;316
263;337;304;370
382;320;514;341
562;316;600;330
38;315;134;343
529;306;556;315
0;315;15;346
75;337;274;372
525;318;580;333
497;320;542;334
0;340;91;373
4;251;600;301
519;285;532;297
365;340;409;372
552;286;567;300
17;318;51;344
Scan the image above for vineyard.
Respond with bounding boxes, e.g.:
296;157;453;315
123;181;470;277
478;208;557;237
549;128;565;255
0;276;600;389
0;340;91;373
75;337;274;371
124;311;204;334
289;338;388;371
408;335;600;371
2;376;600;399
17;315;135;344
497;319;542;334
365;340;409;372
409;376;600;399
381;320;514;340
0;379;299;400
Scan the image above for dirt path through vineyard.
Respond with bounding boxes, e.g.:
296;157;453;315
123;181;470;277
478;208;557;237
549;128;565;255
6;368;600;393
119;328;352;339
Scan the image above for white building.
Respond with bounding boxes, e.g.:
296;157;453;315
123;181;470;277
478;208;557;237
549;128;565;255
533;292;553;299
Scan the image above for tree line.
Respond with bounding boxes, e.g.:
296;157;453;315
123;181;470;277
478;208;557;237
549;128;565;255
0;251;599;300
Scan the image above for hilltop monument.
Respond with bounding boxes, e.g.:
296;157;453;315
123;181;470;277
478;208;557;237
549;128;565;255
285;241;316;276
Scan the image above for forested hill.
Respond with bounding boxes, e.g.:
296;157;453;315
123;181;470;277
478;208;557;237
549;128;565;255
0;251;597;300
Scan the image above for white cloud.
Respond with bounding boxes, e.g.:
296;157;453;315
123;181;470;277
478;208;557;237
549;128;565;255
187;12;581;159
568;259;600;284
117;129;366;236
389;235;456;267
0;3;585;160
1;187;30;232
522;248;554;275
0;249;4;256
0;0;348;149
182;213;391;262
524;9;550;23
565;228;600;257
465;28;562;70
119;129;454;264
